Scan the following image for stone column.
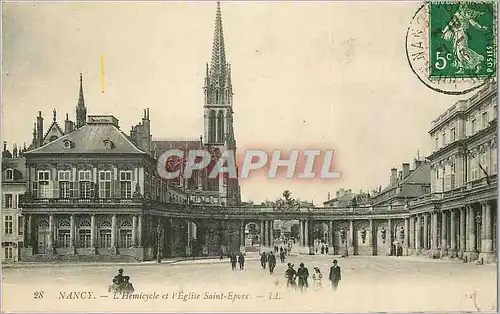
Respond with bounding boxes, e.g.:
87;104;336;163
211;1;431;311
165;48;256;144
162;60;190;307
409;216;415;253
415;215;421;251
90;215;96;248
468;206;476;252
441;211;448;256
423;214;429;249
299;220;304;247
479;202;495;263
450;210;457;256
239;220;245;254
48;214;54;251
431;212;438;253
369;219;375;255
304;220;309;247
269;220;274;248
138;215;143;247
387;219;393;256
328;221;333;245
132;215;137;247
26;215;32;247
260;220;265;248
111;214;117;249
349;220;354;256
404;218;409;255
459;208;466;255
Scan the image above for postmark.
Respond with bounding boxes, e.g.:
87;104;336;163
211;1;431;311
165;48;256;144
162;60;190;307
406;1;496;95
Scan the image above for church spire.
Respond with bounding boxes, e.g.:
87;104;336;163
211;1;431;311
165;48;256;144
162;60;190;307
76;72;87;128
210;1;227;87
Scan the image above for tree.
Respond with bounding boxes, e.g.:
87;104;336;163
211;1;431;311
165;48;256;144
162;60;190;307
273;190;301;211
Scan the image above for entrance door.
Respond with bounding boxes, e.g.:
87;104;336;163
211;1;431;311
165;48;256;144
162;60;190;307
37;231;49;254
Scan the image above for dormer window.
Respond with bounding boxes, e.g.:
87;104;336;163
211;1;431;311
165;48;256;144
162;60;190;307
103;139;114;149
5;169;13;181
63;140;73;149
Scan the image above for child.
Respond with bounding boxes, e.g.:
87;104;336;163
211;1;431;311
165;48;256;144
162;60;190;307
312;267;323;290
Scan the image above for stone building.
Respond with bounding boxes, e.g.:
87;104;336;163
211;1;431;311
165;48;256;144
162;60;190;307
407;81;497;263
1;143;26;262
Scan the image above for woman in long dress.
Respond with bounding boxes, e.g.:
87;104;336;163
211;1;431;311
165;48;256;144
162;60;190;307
442;3;488;74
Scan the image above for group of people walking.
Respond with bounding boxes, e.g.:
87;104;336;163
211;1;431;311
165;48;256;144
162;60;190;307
285;260;341;292
229;252;246;270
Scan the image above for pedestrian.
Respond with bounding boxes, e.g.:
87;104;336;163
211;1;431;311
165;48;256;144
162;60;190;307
325;246;329;254
284;263;297;289
315;247;318;254
260;252;267;269
219;248;224;260
296;263;309;292
321;245;325;254
312;267;323;290
328;259;341;291
279;250;286;263
230;252;237;270
238;252;245;270
267;251;277;274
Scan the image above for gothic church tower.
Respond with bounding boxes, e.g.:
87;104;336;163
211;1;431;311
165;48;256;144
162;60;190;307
203;2;240;205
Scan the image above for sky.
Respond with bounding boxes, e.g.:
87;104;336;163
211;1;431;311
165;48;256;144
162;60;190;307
2;1;466;204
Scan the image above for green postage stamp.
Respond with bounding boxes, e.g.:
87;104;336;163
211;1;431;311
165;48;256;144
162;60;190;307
429;2;495;79
406;1;496;94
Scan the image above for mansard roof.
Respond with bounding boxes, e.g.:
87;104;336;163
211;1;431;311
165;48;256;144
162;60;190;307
2;157;27;182
26;122;146;155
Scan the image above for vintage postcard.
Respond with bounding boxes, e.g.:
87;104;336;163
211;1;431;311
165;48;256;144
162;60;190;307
1;0;497;312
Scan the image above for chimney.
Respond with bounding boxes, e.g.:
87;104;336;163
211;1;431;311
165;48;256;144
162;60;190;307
327;192;331;201
64;113;74;134
13;143;18;158
36;111;44;147
402;163;410;178
3;141;6;152
398;170;402;181
414;158;422;169
390;168;397;185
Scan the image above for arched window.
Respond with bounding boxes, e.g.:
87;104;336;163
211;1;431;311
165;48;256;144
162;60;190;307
208;110;216;143
119;220;133;248
37;219;49;230
78;219;91;248
217;111;225;143
99;220;112;248
57;219;71;248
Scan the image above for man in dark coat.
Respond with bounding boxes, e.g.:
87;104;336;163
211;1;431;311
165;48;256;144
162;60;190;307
296;263;309;292
230;252;237;270
260;252;267;269
284;263;297;289
267;251;277;274
238;252;245;270
113;269;125;285
328;259;341;291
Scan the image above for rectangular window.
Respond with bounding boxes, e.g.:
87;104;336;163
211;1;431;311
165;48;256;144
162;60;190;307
442;132;446;146
99;171;112;198
58;170;71;181
78;170;91;181
4;246;13;259
37;171;50;199
450;128;456;142
59;181;74;198
37;171;50;181
120;171;132;199
4;216;13;235
482;112;489;128
57;230;71;248
471;119;477;134
4;194;13;208
79;230;91;248
5;169;13;181
99;230;112;248
119;230;132;248
79;182;93;199
435;137;439;150
494;105;497;119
